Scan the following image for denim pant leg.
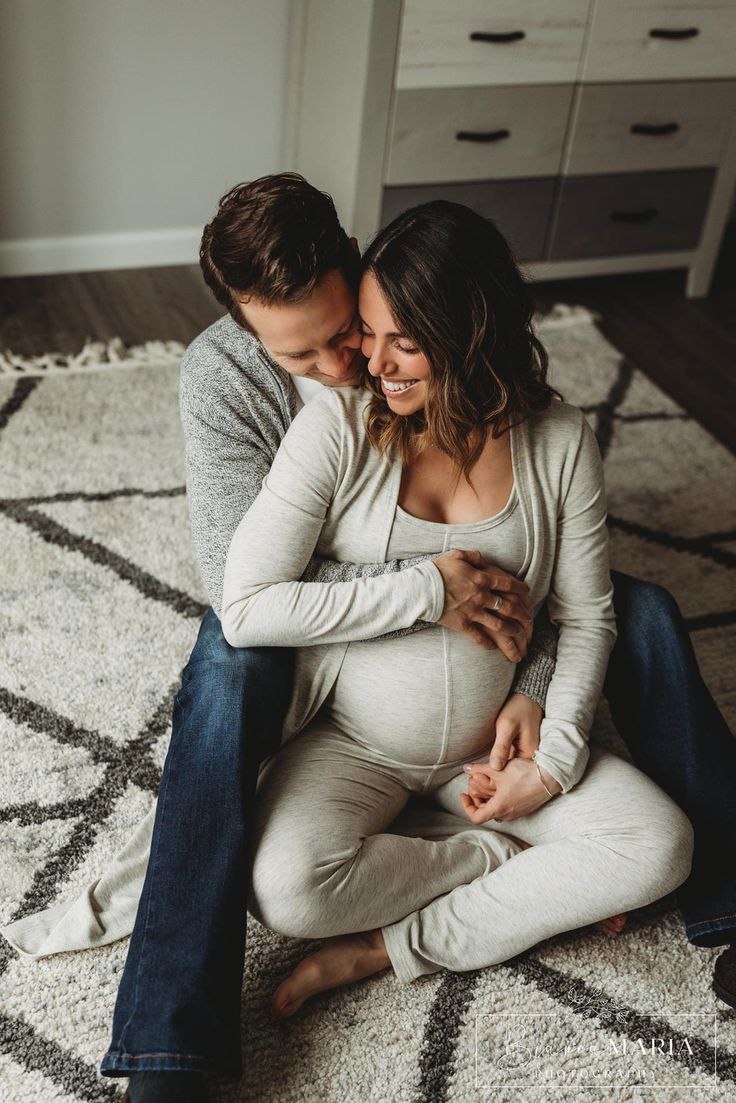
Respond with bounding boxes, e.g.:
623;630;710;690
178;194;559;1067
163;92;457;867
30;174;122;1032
604;570;736;947
99;609;294;1079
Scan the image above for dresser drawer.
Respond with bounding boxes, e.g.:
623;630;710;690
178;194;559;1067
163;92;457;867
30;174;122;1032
396;0;589;89
548;169;716;259
581;0;736;81
380;178;556;261
385;84;573;185
563;80;736;175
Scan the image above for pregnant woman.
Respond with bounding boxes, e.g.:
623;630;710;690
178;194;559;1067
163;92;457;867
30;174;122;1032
221;200;694;1017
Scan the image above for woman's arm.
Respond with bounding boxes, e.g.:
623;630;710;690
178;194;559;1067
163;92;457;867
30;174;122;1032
460;412;615;823
181;371;440;620
220;391;445;647
531;412;617;793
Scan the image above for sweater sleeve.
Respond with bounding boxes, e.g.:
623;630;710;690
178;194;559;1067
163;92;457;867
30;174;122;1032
508;603;558;709
531;414;617;793
220;393;445;646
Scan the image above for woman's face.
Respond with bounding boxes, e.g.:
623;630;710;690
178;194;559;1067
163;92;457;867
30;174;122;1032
358;271;431;416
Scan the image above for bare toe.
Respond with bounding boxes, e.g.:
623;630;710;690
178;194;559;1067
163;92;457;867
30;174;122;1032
594;913;629;937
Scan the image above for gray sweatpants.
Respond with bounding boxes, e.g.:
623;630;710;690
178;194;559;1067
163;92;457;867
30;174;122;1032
249;720;694;984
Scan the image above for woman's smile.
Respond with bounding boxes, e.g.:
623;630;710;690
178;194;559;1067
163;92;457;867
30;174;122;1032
381;377;420;395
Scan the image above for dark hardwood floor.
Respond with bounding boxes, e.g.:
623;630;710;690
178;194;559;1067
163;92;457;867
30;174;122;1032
2;224;735;454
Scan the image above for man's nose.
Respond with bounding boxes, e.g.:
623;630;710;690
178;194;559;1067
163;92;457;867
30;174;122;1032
319;346;355;379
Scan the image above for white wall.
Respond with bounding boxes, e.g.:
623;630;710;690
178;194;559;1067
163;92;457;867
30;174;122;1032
0;0;291;274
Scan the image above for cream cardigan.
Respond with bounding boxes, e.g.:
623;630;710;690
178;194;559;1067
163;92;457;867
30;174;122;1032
0;388;616;960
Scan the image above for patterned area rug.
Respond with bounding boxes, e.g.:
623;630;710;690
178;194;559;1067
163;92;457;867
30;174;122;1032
0;304;735;1103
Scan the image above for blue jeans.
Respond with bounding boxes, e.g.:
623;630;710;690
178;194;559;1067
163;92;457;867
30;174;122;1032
99;571;735;1079
603;572;736;948
100;612;294;1080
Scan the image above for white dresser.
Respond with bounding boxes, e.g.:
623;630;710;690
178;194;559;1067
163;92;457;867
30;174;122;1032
286;0;736;297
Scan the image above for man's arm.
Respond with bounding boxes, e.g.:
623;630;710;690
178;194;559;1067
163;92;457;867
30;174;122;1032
508;603;558;709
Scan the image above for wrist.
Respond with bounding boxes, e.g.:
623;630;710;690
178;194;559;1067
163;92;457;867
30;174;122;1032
534;760;562;798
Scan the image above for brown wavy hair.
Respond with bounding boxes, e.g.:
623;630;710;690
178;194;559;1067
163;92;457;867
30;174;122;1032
199;172;360;328
361;200;563;481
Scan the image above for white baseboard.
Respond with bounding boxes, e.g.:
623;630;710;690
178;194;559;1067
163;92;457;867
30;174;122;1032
0;227;202;276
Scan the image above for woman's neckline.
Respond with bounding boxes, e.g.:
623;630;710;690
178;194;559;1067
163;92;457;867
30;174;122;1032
395;482;518;532
394;420;518;531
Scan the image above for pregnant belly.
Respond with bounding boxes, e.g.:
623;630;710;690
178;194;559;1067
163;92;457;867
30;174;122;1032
328;628;517;766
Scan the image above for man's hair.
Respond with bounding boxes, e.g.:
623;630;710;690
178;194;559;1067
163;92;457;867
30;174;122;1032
361;200;564;482
199;172;360;327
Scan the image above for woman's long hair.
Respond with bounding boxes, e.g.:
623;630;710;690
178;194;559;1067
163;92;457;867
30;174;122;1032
361;200;564;482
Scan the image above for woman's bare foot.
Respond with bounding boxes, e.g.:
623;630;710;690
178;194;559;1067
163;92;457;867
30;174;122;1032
272;929;391;1018
594;913;628;937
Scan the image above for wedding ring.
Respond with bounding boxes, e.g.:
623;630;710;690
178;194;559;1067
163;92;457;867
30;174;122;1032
492;595;503;612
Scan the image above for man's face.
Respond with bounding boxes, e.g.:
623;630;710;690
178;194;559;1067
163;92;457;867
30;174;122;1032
237;269;363;387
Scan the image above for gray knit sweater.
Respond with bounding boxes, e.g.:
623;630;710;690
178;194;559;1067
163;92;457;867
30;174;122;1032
179;313;558;707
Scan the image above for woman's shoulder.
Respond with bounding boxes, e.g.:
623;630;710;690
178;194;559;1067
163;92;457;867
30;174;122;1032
280;386;371;466
292;384;370;420
523;399;591;448
522;400;603;481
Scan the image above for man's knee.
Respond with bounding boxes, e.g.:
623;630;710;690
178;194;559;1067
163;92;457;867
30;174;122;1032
611;573;682;646
174;611;294;761
609;574;689;681
186;609;293;680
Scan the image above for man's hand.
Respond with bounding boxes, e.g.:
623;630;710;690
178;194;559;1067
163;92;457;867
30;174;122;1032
460;757;562;824
434;549;532;661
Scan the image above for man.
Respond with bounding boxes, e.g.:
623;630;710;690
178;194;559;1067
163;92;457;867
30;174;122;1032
2;174;733;1103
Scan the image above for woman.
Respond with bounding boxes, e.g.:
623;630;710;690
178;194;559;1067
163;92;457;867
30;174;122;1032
221;201;694;1017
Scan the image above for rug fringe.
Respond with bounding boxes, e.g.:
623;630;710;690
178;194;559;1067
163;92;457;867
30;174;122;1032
0;338;186;377
0;304;597;378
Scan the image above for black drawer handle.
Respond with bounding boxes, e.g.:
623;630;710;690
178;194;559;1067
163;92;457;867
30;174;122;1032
456;129;510;143
469;30;526;44
610;208;658;224
630;122;680;136
649;27;699;40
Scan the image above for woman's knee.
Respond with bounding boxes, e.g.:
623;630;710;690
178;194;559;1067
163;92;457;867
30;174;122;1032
648;803;695;895
577;754;695;900
619;797;695;902
249;831;356;940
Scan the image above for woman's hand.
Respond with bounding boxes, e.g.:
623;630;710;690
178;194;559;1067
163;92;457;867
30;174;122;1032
488;693;543;769
465;693;543;805
460;757;562;824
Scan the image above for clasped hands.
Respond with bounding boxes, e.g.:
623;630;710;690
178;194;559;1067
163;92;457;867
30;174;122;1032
459;693;563;825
